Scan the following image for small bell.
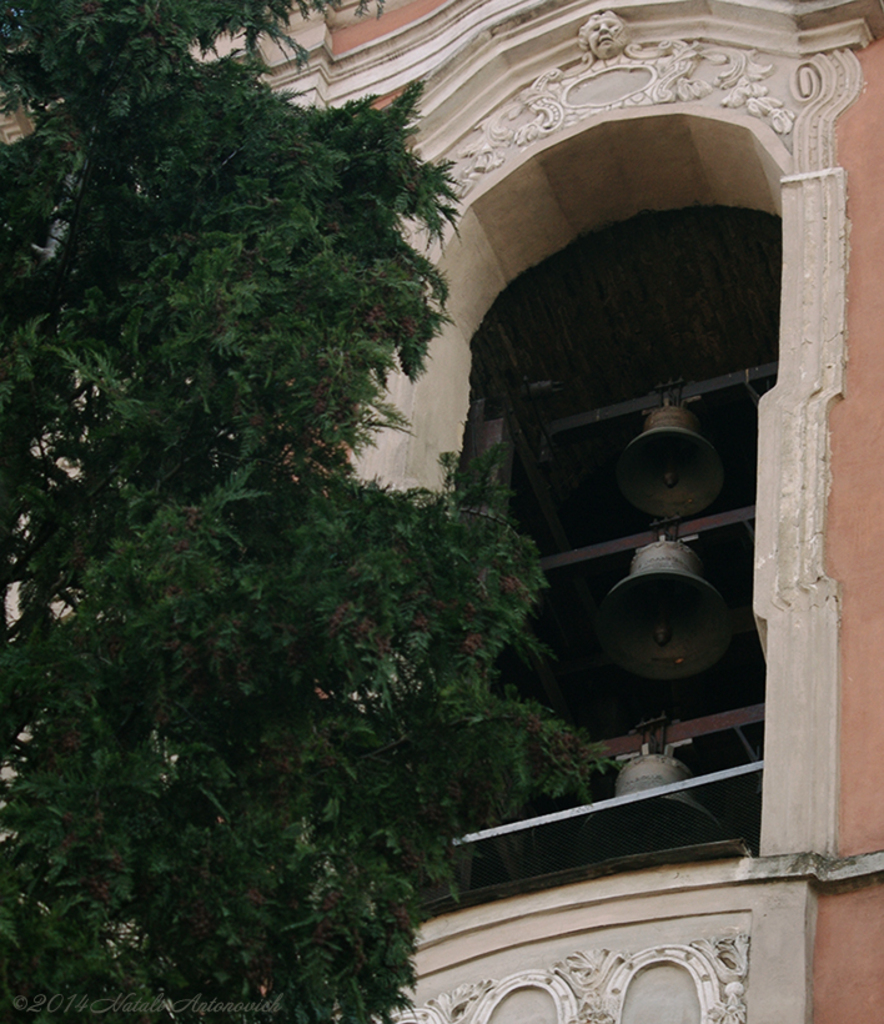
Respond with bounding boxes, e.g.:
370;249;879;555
616;753;709;806
573;753;724;865
596;539;731;679
617;405;723;517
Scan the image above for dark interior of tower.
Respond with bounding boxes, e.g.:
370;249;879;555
450;205;782;898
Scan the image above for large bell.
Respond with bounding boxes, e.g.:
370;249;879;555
596;539;731;679
617;405;723;517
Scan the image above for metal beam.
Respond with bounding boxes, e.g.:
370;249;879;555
459;399;514;486
544;361;778;443
539;504;756;573
600;703;766;757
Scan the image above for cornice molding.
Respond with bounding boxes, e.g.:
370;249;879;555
416;849;884;957
272;0;878;111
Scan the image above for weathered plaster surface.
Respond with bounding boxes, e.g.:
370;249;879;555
410;857;822;1024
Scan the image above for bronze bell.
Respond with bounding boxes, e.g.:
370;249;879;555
573;753;723;865
617;405;724;517
616;753;713;812
596;539;731;679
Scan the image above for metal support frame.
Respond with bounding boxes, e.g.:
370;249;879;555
540;361;778;455
464;362;770;732
600;702;765;758
540;504;756;573
461;399;577;721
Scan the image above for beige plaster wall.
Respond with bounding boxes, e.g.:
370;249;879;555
412;859;814;1024
830;37;884;858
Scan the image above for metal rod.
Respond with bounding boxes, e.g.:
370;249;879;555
539;504;756;572
455;761;764;844
734;725;762;763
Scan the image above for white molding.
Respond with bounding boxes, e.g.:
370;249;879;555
755;166;849;856
449;12;802;199
274;0;877;112
751;45;861;857
790;46;863;170
396;935;750;1024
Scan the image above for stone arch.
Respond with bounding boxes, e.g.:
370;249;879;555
395;936;751;1024
366;106;789;491
474;972;580;1024
606;945;741;1023
358;12;862;858
391;970;581;1024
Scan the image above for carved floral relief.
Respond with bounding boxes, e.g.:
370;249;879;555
395;933;750;1024
453;10;797;196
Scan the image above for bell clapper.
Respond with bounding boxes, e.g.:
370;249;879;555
663;447;680;489
653;601;672;647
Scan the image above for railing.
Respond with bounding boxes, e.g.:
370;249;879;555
433;763;763;903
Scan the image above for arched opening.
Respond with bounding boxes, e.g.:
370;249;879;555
486;986;559;1024
409;106;796;893
383;111;789;492
460;202;780;882
414;92;845;872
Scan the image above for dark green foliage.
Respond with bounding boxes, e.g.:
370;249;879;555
0;3;606;1021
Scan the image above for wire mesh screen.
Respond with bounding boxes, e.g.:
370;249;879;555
447;765;762;897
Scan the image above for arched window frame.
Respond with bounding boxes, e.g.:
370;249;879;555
355;9;865;857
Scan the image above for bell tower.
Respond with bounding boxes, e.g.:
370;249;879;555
278;0;884;1016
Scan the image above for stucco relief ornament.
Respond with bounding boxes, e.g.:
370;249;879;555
395;934;749;1024
429;980;495;1021
558;948;625;1024
708;982;748;1024
701;934;750;1024
392;980;495;1024
454;10;796;196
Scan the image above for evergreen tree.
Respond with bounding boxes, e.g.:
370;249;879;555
0;3;605;1020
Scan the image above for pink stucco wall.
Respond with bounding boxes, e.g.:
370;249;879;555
331;0;448;54
814;885;884;1021
830;37;884;858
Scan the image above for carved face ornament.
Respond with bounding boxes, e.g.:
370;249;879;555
580;11;628;60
